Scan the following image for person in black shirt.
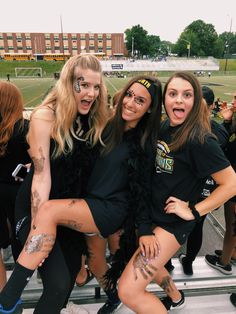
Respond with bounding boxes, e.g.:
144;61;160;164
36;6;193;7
118;72;236;314
0;81;31;290
0;75;163;314
0;54;109;314
176;86;229;275
205;92;236;277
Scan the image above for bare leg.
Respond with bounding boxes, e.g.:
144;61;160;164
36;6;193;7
0;253;6;291
17;198;99;270
75;255;87;285
221;201;236;265
118;227;180;314
86;235;108;289
108;231;121;256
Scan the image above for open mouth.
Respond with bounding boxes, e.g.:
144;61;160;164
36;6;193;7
173;108;185;119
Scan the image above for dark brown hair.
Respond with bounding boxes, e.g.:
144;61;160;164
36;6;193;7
163;71;211;151
102;75;162;154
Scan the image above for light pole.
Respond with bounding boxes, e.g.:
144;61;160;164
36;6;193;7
224;17;233;74
60;15;66;64
131;37;134;58
180;39;191;58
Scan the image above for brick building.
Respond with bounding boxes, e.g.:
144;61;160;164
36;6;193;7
0;32;125;58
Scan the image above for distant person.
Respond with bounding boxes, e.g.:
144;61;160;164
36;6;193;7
6;74;10;82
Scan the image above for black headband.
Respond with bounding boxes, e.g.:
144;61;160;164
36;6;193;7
136;79;155;100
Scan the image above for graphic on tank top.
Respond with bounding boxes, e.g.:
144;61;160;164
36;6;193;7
155;140;174;174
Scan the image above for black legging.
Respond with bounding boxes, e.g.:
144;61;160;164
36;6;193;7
0;183;23;260
184;214;207;262
18;220;84;314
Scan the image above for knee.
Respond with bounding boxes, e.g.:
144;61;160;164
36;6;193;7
118;281;136;308
35;201;54;223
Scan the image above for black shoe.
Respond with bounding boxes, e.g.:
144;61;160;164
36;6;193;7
215;249;222;257
161;290;185;311
0;299;23;314
230;293;236;307
165;259;175;272
179;253;193;275
205;254;232;275
97;300;122;314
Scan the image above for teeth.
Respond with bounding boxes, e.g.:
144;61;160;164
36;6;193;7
124;107;134;113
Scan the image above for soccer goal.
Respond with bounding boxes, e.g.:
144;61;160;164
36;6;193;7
15;67;43;78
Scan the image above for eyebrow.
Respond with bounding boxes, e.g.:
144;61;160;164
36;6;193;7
127;89;147;100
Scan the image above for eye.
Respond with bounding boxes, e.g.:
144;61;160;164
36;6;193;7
183;91;193;98
134;97;145;105
168;91;176;97
80;82;89;88
94;85;100;91
125;91;132;97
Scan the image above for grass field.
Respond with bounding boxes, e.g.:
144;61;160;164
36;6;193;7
2;74;236;109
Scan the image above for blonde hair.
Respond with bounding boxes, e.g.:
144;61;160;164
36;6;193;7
0;81;24;156
33;54;108;158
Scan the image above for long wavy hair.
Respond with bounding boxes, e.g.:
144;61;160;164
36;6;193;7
0;81;24;156
102;75;162;154
163;71;211;151
33;54;108;158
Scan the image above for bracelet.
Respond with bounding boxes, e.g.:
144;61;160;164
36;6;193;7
189;204;201;223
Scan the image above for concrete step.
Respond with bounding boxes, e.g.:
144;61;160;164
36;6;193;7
22;293;236;314
7;256;236;307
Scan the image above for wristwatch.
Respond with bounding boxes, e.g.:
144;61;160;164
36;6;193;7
189;204;201;223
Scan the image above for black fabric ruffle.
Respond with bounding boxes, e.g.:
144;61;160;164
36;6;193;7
104;127;152;290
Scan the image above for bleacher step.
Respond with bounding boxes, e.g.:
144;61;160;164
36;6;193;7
22;293;236;314
6;256;235;307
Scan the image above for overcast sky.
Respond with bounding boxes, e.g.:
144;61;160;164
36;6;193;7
1;0;235;43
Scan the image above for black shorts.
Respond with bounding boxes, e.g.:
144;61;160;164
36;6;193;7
153;220;196;245
229;195;236;203
84;198;128;238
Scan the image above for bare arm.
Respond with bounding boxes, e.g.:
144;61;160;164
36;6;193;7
165;166;236;220
28;107;54;220
195;166;236;215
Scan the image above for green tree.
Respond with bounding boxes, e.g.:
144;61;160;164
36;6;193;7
175;19;218;57
147;35;161;57
125;25;149;57
219;32;236;56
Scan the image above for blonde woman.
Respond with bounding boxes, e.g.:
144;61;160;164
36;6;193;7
0;54;108;314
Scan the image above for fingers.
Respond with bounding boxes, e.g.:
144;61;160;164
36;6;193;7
140;240;159;260
166;196;178;204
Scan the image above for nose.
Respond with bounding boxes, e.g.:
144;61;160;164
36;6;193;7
126;96;135;107
87;87;95;97
176;94;183;103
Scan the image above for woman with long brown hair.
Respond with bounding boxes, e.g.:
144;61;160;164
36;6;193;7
118;72;236;314
0;81;31;290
